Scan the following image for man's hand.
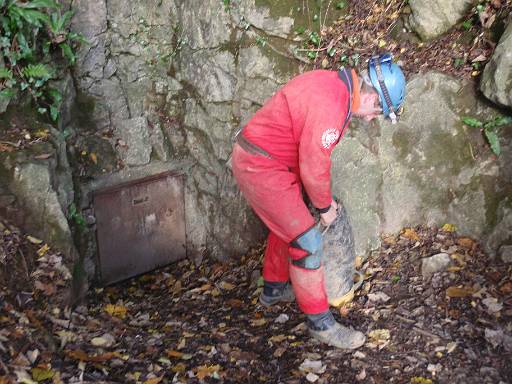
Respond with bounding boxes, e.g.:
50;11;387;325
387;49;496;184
320;200;338;227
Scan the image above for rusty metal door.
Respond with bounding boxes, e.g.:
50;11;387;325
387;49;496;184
94;171;186;285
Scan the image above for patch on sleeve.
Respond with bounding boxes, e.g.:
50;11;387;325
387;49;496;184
321;128;340;149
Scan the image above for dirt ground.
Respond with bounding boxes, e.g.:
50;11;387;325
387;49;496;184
1;221;511;384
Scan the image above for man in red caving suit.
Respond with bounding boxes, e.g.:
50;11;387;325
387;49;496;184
232;54;406;349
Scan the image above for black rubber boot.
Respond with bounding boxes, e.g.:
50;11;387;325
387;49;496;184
259;281;295;307
307;310;365;349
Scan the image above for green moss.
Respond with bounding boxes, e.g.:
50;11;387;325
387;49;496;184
423;130;474;177
391;129;411;160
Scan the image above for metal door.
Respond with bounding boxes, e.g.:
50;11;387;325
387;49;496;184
93;171;186;284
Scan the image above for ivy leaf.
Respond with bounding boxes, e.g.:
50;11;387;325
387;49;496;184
462;116;483;128
484;129;500;156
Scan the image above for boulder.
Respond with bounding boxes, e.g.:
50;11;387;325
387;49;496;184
480;21;512;109
332;72;511;257
408;0;475;40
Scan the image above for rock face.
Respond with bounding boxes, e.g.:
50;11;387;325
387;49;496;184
70;0;297;273
480;20;512;109
332;72;512;257
0;110;76;257
408;0;475;40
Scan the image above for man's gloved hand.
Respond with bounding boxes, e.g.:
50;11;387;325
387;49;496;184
320;200;338;227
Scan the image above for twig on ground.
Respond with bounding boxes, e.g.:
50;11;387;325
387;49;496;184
0;356;9;375
413;326;444;341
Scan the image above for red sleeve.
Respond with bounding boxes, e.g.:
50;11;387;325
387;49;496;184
298;97;348;209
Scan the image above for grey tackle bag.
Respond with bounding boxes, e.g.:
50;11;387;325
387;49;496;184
322;203;362;306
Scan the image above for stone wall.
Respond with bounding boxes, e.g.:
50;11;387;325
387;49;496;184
69;0;301;277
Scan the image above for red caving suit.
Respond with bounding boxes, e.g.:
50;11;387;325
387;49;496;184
232;68;359;314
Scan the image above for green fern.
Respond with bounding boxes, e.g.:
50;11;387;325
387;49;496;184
22;63;52;79
19;0;59;9
0;68;13;80
0;0;85;122
49;10;73;34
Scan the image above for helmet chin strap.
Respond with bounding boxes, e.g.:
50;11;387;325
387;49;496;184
371;55;398;124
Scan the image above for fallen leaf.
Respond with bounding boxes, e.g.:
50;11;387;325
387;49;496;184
26;236;43;244
227;299;243;308
219;281;235;290
194;365;221;380
268;334;287;343
457;237;474;249
402;228;419;241
66;349;119;362
250;318;267;326
31;367;54;382
446;286;474;298
411;377;433;384
447;342;457;353
368;329;390;343
36;244;50;257
171;363;187;373
441;223;456;232
166;350;189;359
499;282;512;295
34;129;49;139
143;376;163;384
90;153;98;164
34;154;52;160
91;333;115;347
104;304;127;319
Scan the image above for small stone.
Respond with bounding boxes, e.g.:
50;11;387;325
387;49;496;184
356;369;366;381
91;333;116;347
498;245;512;263
306;372;319;382
427;363;442;373
367;291;390;303
299;359;326;374
422;253;450;279
485;328;504;348
275;314;289;324
464;348;477;360
353;351;366;359
482;297;503;314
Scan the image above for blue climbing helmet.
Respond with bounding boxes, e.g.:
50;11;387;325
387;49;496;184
367;53;406;124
